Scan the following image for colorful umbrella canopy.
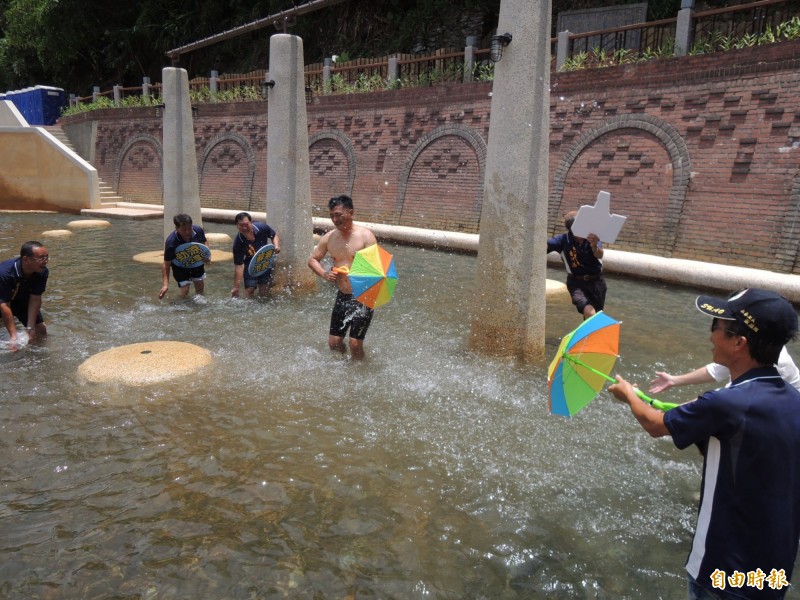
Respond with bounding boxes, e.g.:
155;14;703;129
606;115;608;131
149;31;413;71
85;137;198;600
548;311;678;417
338;244;398;309
548;312;620;417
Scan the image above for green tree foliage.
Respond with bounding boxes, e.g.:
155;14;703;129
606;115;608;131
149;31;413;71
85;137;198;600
0;0;736;94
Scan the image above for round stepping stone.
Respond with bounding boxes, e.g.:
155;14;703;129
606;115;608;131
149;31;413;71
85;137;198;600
132;250;163;264
78;341;213;386
67;219;111;229
41;229;73;237
205;232;231;243
546;279;570;302
133;249;233;264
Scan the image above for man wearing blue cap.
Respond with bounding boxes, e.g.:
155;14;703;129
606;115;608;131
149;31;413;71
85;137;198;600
609;288;800;599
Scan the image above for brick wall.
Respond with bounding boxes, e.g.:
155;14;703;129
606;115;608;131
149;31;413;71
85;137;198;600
62;40;800;273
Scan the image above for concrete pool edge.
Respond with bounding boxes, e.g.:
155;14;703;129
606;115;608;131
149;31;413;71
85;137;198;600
316;217;800;304
73;203;800;303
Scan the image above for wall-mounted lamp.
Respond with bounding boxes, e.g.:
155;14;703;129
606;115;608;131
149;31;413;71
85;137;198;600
259;79;276;99
490;32;513;62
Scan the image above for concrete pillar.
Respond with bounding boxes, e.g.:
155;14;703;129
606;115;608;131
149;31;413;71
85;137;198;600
469;0;551;360
161;67;202;240
266;34;317;293
142;77;151;99
92;86;100;103
464;36;478;82
113;85;122;106
675;0;696;57
556;30;570;71
209;70;219;102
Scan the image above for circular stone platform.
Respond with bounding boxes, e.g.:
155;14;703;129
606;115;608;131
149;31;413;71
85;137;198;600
78;341;213;386
67;219;112;229
132;249;233;264
546;279;570;302
41;229;73;237
205;232;231;243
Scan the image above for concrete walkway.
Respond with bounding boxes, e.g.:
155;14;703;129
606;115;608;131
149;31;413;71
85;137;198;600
80;202;800;303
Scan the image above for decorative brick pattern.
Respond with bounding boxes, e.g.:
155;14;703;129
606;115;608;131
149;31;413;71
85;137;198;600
309;130;356;217
199;132;256;212
114;134;163;205
549;114;690;258
396;124;487;232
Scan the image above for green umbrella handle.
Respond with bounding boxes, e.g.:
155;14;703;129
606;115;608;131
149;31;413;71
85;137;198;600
633;388;679;412
562;354;678;412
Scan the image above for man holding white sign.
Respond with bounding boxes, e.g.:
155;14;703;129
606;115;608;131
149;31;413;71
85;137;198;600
547;191;625;319
547;211;605;319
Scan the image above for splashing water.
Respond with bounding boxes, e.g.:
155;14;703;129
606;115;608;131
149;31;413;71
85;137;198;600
2;213;798;598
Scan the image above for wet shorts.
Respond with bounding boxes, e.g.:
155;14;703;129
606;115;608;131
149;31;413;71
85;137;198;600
243;269;273;290
10;300;43;326
566;274;607;314
329;291;374;340
173;265;205;288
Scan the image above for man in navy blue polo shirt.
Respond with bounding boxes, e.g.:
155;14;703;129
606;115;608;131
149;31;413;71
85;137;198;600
547;210;605;319
230;211;281;298
0;241;49;351
609;288;800;599
159;213;209;300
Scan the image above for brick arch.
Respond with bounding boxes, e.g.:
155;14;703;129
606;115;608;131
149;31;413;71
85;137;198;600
550;114;691;257
309;130;356;216
115;134;163;204
779;168;800;273
199;132;256;211
395;124;487;230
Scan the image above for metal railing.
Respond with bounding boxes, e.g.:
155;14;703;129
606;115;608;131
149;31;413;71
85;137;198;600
567;17;678;57
561;0;796;63
693;0;795;45
303;48;495;92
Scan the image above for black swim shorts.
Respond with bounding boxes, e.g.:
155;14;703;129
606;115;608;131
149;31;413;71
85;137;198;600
329;291;374;340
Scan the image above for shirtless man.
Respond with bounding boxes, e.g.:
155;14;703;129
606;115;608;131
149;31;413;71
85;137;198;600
308;195;377;360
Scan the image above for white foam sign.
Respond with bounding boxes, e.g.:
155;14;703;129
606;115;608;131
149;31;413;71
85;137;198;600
570;191;627;244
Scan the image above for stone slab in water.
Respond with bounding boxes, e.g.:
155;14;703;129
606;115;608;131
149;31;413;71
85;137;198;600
67;219;111;229
132;249;233;264
78;341;213;386
205;232;231;243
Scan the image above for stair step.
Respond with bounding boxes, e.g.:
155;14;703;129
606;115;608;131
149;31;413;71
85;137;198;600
45;126;125;203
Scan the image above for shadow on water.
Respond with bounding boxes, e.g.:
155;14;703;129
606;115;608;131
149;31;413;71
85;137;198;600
1;213;798;598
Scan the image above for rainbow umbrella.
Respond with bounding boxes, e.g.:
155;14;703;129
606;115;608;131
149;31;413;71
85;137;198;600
548;311;677;417
336;244;398;309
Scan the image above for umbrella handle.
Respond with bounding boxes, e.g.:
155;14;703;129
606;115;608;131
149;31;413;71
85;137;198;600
332;266;350;275
634;388;679;412
562;354;678;412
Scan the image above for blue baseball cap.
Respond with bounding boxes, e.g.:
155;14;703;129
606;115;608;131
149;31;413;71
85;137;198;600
696;288;798;344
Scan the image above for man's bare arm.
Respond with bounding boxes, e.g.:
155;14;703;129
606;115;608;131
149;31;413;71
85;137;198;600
308;235;337;282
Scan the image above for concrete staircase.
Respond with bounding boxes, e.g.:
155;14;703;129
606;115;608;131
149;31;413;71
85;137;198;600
43;125;124;205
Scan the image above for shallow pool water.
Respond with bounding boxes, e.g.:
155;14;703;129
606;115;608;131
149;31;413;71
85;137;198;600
1;213;798;598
